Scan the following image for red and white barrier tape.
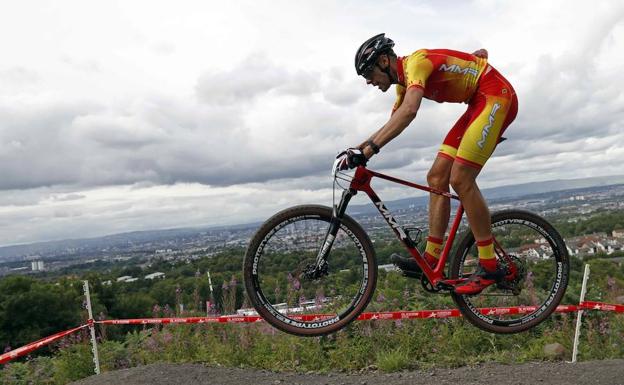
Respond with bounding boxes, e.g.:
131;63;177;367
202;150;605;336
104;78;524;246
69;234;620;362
0;324;88;364
97;304;582;325
582;301;624;313
0;301;617;365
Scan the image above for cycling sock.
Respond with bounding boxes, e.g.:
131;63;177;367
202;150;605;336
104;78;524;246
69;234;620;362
477;237;497;272
424;236;443;266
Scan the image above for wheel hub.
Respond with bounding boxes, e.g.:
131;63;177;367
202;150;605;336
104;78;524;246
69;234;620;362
302;260;329;280
497;254;527;294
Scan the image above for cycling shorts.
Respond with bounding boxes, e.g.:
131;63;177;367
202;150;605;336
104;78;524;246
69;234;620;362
438;65;518;169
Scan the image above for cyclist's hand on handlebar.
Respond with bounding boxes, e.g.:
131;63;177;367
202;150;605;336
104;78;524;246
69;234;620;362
334;148;367;172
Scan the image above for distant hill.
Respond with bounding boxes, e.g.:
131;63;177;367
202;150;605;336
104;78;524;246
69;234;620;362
1;174;623;261
0;223;260;261
482;174;624;199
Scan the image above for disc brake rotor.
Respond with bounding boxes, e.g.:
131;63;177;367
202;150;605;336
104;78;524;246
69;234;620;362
497;254;527;294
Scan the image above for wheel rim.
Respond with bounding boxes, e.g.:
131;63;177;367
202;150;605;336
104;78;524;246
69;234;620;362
250;214;371;330
457;217;567;326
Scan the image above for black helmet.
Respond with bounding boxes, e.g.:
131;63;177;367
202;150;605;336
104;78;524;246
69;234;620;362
354;33;395;76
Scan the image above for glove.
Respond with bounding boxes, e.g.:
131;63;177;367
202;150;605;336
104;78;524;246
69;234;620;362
334;148;368;171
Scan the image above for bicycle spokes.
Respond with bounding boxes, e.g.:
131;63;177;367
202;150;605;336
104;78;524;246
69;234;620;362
250;212;372;326
453;211;567;327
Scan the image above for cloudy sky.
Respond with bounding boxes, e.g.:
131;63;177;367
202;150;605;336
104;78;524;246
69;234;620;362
0;0;623;246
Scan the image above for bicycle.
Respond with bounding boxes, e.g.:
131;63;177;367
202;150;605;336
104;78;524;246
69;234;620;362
243;161;570;336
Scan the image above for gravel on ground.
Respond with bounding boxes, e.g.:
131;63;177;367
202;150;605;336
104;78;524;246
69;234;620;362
70;359;624;385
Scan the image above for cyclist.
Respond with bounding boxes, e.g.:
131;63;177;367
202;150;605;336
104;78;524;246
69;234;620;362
337;33;518;295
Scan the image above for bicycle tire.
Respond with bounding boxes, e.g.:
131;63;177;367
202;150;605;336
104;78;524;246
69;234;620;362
243;204;377;336
449;209;569;334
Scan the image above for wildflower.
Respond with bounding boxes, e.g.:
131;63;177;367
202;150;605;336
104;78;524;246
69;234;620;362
598;317;610;335
315;289;326;307
144;336;161;353
403;286;410;302
160;330;173;345
607;276;616;292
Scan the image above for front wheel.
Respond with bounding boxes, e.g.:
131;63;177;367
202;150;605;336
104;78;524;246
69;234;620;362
243;205;377;336
449;210;569;334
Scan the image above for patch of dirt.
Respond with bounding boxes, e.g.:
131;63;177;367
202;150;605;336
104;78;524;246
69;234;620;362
70;359;624;385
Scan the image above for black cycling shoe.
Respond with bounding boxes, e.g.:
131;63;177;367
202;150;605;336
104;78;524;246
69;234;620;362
390;253;423;279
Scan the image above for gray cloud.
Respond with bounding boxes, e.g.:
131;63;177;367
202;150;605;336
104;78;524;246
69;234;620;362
1;1;623;246
195;53;320;105
0;67;40;89
51;193;86;202
0;102;96;190
0;55;390;191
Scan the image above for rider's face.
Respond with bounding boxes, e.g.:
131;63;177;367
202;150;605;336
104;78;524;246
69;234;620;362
364;56;391;92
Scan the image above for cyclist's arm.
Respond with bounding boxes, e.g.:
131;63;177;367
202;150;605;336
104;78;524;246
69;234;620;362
358;125;385;150
358;87;405;150
362;87;424;158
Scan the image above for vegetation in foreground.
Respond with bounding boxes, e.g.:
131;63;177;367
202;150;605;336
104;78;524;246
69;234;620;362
3;211;624;383
1;257;623;385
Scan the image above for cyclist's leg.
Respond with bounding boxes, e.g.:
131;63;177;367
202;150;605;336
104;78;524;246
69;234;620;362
450;92;515;255
451;66;518;243
427;156;453;239
451;71;518;294
424;155;453;266
425;107;473;265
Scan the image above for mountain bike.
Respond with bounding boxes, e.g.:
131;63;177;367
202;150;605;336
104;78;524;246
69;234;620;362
243;162;569;336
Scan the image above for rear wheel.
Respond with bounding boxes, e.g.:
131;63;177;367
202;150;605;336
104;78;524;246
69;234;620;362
243;205;377;336
449;210;569;333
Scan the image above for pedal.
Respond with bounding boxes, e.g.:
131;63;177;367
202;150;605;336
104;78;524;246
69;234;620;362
390;253;422;279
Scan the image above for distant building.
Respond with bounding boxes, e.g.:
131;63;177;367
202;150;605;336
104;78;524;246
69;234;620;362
31;261;45;271
378;264;401;272
567;233;624;256
145;272;165;280
116;276;134;282
613;229;624;238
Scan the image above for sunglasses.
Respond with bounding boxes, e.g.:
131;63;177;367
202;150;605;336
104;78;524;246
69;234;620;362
362;65;377;80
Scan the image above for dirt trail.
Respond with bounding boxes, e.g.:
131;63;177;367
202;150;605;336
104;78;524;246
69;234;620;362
71;359;624;385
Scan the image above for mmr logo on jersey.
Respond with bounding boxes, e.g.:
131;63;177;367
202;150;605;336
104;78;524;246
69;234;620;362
439;63;478;77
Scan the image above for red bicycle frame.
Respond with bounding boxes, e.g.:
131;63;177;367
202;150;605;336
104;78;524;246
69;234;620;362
345;165;466;288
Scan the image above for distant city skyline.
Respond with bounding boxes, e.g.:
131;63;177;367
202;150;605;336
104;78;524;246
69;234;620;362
1;180;622;275
0;1;623;246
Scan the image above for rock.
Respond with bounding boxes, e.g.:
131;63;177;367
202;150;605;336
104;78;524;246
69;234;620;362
543;343;566;359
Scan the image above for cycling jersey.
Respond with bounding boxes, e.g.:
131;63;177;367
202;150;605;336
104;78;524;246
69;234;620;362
393;49;488;110
392;49;518;169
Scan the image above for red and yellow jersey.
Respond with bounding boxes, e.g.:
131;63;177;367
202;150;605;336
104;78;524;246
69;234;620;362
393;49;488;111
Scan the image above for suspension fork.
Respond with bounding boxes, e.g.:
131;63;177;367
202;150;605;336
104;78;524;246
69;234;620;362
314;188;356;268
